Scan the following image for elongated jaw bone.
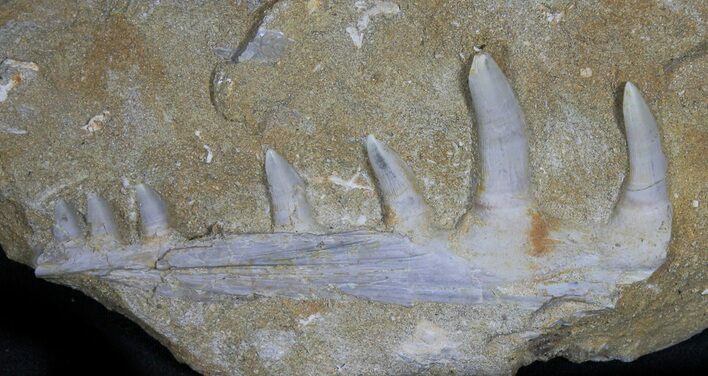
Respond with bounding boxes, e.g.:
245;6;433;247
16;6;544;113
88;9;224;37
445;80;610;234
35;53;671;309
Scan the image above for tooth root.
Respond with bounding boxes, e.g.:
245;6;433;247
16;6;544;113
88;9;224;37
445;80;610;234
265;149;321;233
615;82;670;216
366;135;431;237
468;53;530;208
86;193;119;241
53;199;85;242
135;184;171;238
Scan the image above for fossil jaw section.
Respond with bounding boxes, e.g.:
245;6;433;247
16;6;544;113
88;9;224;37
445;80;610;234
35;53;671;308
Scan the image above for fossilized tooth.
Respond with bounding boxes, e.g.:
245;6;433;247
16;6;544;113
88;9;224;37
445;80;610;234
366;135;432;237
135;184;170;238
615;82;670;216
265;149;321;233
52;199;85;243
86;193;119;241
468;53;530;209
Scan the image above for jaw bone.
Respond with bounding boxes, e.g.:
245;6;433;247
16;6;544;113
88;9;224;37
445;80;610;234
35;53;671;308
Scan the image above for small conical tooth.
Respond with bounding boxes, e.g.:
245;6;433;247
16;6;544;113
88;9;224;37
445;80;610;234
366;135;431;237
53;199;85;242
468;53;530;208
86;193;119;240
265;149;320;233
135;184;170;238
616;82;669;212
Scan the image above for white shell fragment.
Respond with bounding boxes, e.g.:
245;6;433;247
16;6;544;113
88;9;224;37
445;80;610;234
36;52;671;310
346;1;401;48
81;111;110;133
86;193;119;241
135;184;170;238
0;58;39;103
237;29;292;64
366;135;431;238
265;149;321;233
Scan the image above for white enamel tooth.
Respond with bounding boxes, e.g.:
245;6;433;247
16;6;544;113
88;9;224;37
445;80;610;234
86;193;119;241
468;53;530;208
366;135;431;237
53;199;85;242
265;149;321;233
620;82;669;205
135;184;170;238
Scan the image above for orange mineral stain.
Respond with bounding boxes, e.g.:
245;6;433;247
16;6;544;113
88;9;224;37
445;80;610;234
528;211;559;257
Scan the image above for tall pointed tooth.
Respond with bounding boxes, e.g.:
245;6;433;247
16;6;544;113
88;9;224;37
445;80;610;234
135;184;170;238
468;53;530;208
366;135;431;237
265;149;321;233
86;193;119;241
615;82;670;213
53;199;85;242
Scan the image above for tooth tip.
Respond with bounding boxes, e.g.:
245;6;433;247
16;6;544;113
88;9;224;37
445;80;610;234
470;52;495;75
265;149;283;168
365;135;430;237
265;149;301;184
624;82;642;102
54;198;68;210
135;184;170;237
366;134;385;153
135;184;160;201
623;82;656;129
616;82;669;215
365;134;379;149
135;183;159;200
472;52;489;63
86;193;119;240
53;199;76;219
265;149;319;232
86;193;99;207
53;199;84;241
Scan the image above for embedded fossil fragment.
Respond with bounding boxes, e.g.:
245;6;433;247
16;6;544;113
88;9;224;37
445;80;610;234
0;58;39;103
35;53;671;309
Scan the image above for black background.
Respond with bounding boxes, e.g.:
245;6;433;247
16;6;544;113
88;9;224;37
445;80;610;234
1;247;705;375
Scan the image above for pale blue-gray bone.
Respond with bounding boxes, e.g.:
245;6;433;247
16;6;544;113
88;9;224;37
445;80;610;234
37;232;485;306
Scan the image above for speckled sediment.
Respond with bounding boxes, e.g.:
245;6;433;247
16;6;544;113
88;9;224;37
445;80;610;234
0;1;705;374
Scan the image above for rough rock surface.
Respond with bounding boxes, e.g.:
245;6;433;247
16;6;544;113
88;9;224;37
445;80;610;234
0;0;706;374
